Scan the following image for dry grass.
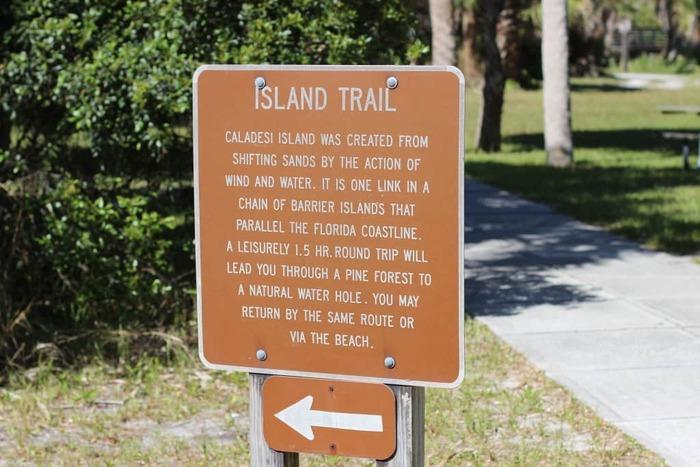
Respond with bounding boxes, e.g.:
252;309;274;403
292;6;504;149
0;320;661;465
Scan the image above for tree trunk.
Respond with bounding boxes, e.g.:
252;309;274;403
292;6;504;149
603;8;618;51
542;0;573;167
620;29;630;72
457;8;482;83
690;1;700;57
429;0;455;65
657;0;677;58
582;1;614;73
498;1;520;82
0;111;9;152
474;0;506;152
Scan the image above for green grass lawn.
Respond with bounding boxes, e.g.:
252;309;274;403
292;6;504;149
466;77;700;255
609;54;700;75
0;321;659;465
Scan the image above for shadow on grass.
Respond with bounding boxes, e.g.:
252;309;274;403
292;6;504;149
465;163;700;317
504;129;693;153
570;82;641;93
467;161;700;253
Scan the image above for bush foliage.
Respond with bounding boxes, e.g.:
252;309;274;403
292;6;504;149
0;0;424;368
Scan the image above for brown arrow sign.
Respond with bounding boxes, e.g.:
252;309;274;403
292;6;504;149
263;376;396;459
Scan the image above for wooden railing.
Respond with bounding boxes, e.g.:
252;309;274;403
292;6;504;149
610;28;667;54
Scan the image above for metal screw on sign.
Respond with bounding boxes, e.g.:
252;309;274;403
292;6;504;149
256;349;267;361
384;356;396;369
255;77;266;89
386;76;398;89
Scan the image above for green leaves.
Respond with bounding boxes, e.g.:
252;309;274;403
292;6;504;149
1;0;422;171
235;0;420;65
0;0;424;366
37;179;182;324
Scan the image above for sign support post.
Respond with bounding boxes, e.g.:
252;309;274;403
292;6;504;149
376;386;424;466
250;374;300;467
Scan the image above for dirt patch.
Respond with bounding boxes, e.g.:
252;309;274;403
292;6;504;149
514;412;592;452
0;426;9;450
137;410;248;449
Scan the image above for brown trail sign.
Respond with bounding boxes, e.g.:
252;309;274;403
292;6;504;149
193;65;465;464
194;65;464;387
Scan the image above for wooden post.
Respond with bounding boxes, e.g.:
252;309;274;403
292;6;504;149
249;374;299;467
621;31;630;72
376;386;425;467
618;18;632;72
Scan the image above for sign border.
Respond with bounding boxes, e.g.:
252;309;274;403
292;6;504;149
193;64;465;388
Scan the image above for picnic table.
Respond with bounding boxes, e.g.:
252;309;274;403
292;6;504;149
658;105;700;115
658;105;700;169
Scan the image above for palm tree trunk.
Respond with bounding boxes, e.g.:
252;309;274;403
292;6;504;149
429;0;456;65
657;0;677;58
689;1;700;57
474;0;506;152
542;0;573;167
457;7;481;82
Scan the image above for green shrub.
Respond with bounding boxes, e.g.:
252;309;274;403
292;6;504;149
237;0;421;64
37;179;184;325
0;0;424;368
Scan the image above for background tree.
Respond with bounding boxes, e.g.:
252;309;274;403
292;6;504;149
455;0;537;151
498;0;540;87
429;0;456;65
691;0;700;56
542;0;573;166
473;0;506;152
657;0;678;57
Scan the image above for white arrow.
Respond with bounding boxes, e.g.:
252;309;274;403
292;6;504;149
274;395;383;441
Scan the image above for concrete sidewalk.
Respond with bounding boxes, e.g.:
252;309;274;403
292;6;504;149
466;179;700;466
